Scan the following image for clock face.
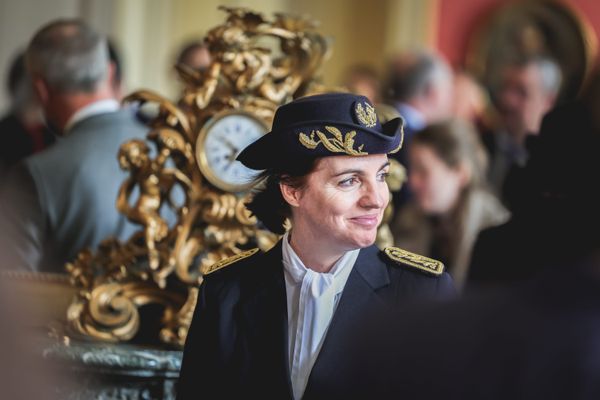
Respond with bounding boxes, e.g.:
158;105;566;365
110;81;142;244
196;111;268;192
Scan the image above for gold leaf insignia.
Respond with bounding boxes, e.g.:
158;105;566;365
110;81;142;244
355;102;377;128
204;248;259;275
343;130;357;154
316;129;342;153
299;132;318;149
325;125;343;142
384;247;444;276
298;127;368;156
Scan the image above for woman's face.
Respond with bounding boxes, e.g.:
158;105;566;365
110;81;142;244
408;143;466;215
286;154;390;252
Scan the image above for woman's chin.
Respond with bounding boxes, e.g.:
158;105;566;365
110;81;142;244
348;232;378;249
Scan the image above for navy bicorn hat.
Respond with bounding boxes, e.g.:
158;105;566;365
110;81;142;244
237;92;404;170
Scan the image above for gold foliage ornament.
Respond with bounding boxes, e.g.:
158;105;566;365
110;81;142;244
65;6;330;348
299;126;368;155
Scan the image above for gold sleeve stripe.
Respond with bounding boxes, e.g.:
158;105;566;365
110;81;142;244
384;247;444;276
204;248;259;275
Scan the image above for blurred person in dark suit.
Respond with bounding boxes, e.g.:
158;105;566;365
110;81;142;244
0;19;147;272
482;55;562;202
384;50;454;210
0;51;55;178
337;71;600;400
468;86;597;287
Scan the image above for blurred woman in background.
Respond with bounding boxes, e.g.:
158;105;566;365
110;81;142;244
392;119;509;289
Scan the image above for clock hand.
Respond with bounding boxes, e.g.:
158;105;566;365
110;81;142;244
225;151;237;162
221;137;239;153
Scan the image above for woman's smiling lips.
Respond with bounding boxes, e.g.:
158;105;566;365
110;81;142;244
349;214;380;228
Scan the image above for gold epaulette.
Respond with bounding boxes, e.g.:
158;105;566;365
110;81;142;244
203;248;259;275
384;247;444;276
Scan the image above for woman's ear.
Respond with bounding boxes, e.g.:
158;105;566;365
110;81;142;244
280;181;302;208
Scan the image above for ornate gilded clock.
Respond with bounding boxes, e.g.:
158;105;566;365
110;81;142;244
196;110;269;192
65;6;332;348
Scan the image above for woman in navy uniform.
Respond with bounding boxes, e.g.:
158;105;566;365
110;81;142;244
177;93;455;400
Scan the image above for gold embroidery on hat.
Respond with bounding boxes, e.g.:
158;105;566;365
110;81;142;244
299;126;368;156
388;124;404;154
355;102;377;128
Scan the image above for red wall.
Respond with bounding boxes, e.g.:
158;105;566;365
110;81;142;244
437;0;600;68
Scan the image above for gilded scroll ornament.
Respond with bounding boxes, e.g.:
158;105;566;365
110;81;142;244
65;6;332;348
65;6;402;348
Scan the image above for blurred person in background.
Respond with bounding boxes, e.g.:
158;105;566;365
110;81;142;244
0;51;54;179
176;40;211;72
342;63;382;104
452;70;489;128
384;49;454;210
345;70;600;400
170;39;212;116
392;119;509;289
0;19;147;272
482;55;562;202
468;67;598;288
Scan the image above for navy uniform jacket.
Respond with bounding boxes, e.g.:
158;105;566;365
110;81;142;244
177;241;455;399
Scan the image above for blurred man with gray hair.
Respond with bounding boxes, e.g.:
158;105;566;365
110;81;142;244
385;49;454;210
0;19;146;272
484;55;562;201
386;50;454;132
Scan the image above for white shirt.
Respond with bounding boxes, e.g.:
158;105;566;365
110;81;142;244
395;102;426;132
281;232;359;399
64;99;120;133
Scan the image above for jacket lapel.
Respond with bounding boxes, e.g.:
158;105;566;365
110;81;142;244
239;241;293;398
303;245;390;397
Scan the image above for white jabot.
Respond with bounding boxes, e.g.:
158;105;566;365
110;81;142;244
64;99;120;133
281;231;359;400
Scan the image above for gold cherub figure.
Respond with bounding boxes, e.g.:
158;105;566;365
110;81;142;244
117;139;191;273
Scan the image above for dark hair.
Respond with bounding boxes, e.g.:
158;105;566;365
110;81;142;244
107;39;122;86
6;51;26;98
245;160;317;234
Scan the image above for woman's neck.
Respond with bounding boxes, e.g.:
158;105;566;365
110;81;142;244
288;230;345;273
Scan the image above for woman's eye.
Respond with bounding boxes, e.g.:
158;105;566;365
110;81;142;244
339;177;358;187
378;171;390;181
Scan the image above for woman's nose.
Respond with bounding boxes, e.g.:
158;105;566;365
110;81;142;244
359;181;386;209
